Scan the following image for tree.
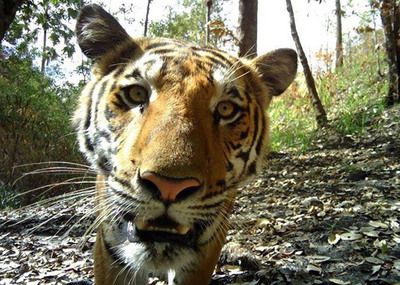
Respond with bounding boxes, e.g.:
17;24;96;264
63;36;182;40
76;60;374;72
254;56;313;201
149;0;225;46
0;0;24;45
4;0;81;74
285;0;328;127
143;0;152;36
238;0;257;58
373;0;399;105
204;0;212;45
335;0;344;68
0;51;82;203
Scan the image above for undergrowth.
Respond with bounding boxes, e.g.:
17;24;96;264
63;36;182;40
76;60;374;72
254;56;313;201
269;47;387;152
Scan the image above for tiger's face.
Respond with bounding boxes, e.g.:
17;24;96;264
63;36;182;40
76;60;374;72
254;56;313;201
74;5;297;285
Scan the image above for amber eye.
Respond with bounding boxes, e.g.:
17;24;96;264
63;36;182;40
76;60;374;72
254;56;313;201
120;85;149;107
216;101;237;120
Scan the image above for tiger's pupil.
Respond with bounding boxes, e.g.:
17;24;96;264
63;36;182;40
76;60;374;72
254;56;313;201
217;101;235;118
128;86;147;104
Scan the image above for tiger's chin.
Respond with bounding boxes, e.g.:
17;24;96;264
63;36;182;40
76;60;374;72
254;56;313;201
102;214;202;282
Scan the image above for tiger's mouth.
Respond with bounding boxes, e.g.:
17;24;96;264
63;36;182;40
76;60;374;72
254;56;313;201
123;214;199;248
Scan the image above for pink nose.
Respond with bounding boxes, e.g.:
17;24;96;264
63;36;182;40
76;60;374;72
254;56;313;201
140;172;201;202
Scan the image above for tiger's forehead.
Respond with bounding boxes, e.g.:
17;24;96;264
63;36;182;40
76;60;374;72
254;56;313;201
117;41;240;88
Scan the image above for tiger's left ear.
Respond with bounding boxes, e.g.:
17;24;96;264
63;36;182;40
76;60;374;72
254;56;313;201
251;48;298;96
76;4;131;60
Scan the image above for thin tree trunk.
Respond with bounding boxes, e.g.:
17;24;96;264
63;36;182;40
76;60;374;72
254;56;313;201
285;0;327;127
40;3;49;74
394;3;399;97
143;0;152;37
40;26;47;74
238;0;257;58
370;4;383;77
205;0;212;45
335;0;343;69
379;0;399;106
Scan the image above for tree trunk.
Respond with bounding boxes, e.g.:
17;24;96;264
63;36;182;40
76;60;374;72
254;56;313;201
143;0;152;37
238;0;257;58
379;0;399;106
394;3;399;98
41;26;47;74
335;0;343;69
285;0;327;127
0;0;24;45
370;3;383;77
204;0;212;45
40;3;49;74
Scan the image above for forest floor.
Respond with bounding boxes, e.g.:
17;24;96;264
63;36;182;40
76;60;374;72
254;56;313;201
0;105;399;285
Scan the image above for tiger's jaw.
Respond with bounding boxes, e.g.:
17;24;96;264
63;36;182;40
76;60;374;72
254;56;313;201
101;215;201;273
96;175;235;283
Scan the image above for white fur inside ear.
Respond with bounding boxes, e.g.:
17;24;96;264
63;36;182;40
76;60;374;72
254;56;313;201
168;269;176;285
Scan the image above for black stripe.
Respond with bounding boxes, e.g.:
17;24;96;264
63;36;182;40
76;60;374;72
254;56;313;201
240;129;249;139
252;107;260;152
88;80;109;151
236;150;250;161
93;80;108;129
82;83;97;152
151;48;179;55
109;185;141;204
126;68;142;79
97;155;111;173
103;238;125;266
105;105;116;120
228;87;241;99
227;113;246;128
255;107;265;155
83;83;97;129
226;160;234;172
247;161;257;175
84;135;94;152
216;180;226;187
114;92;131;111
113;176;131;189
146;41;171;50
113;66;125;78
97;130;111;141
201;188;226;201
191;49;227;67
189;200;223;210
104;44;139;75
191;46;234;67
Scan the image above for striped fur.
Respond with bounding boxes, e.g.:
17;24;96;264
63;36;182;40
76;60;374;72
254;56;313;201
74;4;297;285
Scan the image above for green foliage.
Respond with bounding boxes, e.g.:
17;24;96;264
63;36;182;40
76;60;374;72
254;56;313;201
269;36;387;152
0;184;19;210
318;56;386;135
149;0;207;44
4;0;81;64
0;51;82;206
148;0;226;46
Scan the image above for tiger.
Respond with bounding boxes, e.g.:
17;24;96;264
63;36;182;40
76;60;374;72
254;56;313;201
73;4;297;285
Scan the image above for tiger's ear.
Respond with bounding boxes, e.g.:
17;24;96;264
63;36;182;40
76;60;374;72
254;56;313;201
251;48;298;96
76;4;130;59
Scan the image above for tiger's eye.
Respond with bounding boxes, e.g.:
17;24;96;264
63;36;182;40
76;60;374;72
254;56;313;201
216;101;236;119
126;85;148;105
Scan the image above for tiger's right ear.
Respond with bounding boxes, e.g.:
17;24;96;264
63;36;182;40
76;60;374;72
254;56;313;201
76;4;130;59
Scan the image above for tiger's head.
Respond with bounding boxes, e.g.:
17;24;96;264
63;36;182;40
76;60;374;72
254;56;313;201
74;4;297;285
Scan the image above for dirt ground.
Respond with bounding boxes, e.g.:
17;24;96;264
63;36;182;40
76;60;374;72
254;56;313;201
1;106;399;285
